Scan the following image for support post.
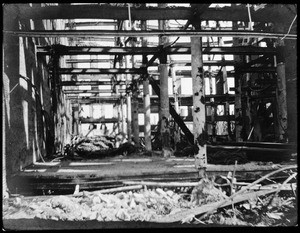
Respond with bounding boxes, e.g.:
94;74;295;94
72;105;79;135
158;3;172;157
124;21;132;143
241;55;252;140
141;18;152;152
130;21;140;146
159;56;172;157
275;42;288;141
206;27;216;142
191;34;207;178
170;62;181;149
233;21;243;142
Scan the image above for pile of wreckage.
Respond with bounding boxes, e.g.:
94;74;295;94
3;165;297;226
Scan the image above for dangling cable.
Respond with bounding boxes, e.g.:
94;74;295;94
281;14;297;41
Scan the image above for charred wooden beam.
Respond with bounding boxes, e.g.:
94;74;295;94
57;68;146;75
236;67;276;73
63;89;126;94
65;21;117;28
65;59;240;67
66;94;236;105
80;117;118;124
66;59;113;63
37;45;277;56
61;81;116;86
7;29;296;39
10;4;296;24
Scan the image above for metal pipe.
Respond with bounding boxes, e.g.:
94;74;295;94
4;30;297;39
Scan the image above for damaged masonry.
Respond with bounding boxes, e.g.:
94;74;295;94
2;3;297;229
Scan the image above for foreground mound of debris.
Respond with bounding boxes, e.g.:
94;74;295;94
3;165;297;226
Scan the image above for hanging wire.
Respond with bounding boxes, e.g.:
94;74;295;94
281;14;297;41
127;3;132;29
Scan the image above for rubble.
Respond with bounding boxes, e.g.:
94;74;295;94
63;135;137;159
3;165;297;226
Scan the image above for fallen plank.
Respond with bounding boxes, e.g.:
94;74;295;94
74;185;144;196
243;183;297;191
155;189;277;223
123;181;199;187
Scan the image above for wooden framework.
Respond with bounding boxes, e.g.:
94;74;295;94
4;3;296;180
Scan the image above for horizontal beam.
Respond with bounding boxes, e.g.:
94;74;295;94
66;59;113;63
63;89;126;94
38;45;277;56
65;59;241;67
67;95;236;106
236;67;276;73
57;68;146;75
80;117;119;124
65;21;117;28
61;81;115;86
6;30;296;40
9;4;295;24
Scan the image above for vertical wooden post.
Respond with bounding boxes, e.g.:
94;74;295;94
191;33;207;177
275;42;288;141
72;104;79;135
242;55;252;139
233;21;243;142
206;24;216;142
118;63;126;136
170;62;181;149
126;90;132;143
123;21;132;143
130;21;140;146
159;55;172;157
158;3;172;157
217;21;232;140
121;96;127;136
141;19;152;152
2;85;8;198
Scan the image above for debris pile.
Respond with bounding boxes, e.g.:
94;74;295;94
63;136;137;159
3;166;297;226
3;187;194;222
